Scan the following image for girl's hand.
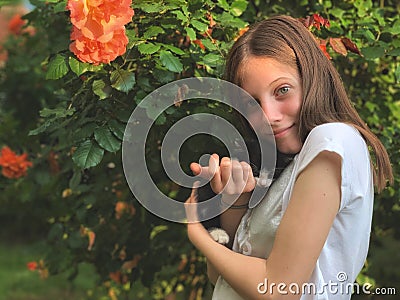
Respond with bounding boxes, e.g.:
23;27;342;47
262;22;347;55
185;181;212;246
190;153;256;195
184;180;201;223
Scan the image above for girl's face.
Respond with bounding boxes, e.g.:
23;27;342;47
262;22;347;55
240;56;303;154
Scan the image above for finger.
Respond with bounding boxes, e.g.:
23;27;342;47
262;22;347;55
190;162;201;176
220;157;232;187
231;159;244;184
185;181;201;222
241;161;256;190
209;153;219;178
209;154;224;193
240;161;252;182
190;180;200;201
190;162;213;180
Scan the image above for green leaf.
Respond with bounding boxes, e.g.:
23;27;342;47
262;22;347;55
68;232;85;249
69;170;82;190
116;110;132;123
191;20;208;33
46;54;69;80
185;27;196;41
92;79;110;100
94;127;121;152
73;122;97;142
54;1;67;13
138;42;161;55
155;113;167;125
0;0;15;7
389;19;400;35
363;30;375;42
362;46;385;60
219;12;247;29
202;53;222;67
72;140;104;169
110;69;136;93
329;8;344;19
138;2;163;13
40;107;75;118
28;120;54;136
159;50;183;73
108;119;126;140
143;26;165;39
217;0;229;10
230;0;247;17
387;48;400;56
172;10;188;22
162;44;185;55
69;57;90;76
48;223;64;241
395;65;400;84
202;39;217;50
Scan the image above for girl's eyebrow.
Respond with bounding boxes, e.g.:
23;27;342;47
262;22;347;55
269;76;294;87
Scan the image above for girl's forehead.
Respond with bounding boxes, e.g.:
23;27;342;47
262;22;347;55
238;56;300;82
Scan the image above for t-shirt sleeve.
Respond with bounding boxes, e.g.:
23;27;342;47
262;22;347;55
287;122;371;211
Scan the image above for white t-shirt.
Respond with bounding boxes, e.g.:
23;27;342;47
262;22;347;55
212;122;374;300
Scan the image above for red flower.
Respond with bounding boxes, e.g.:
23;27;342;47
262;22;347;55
0;146;33;179
115;201;136;220
67;0;134;64
8;14;26;35
27;261;38;271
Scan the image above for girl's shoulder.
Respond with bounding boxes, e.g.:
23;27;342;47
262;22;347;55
296;122;369;173
305;122;365;149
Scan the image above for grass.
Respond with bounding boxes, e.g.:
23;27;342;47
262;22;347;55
0;239;98;300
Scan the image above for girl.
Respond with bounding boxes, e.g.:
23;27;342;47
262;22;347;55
186;15;393;299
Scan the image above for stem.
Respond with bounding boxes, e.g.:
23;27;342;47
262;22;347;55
249;0;259;16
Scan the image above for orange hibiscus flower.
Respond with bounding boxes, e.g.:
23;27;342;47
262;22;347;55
0;146;33;179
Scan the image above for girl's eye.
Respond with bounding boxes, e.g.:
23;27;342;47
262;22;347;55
277;86;290;96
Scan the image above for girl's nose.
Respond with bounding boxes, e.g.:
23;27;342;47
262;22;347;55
260;101;283;124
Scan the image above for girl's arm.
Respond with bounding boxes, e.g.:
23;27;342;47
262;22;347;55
187;150;341;299
190;154;254;247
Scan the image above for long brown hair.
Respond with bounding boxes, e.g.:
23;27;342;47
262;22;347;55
225;15;393;192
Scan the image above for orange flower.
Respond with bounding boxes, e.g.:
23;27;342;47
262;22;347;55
8;14;26;35
115;201;136;219
68;0;133;42
70;26;128;64
0;146;33;179
67;0;134;64
27;261;38;271
80;225;96;251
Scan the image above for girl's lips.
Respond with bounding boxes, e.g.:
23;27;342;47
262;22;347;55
273;124;295;138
